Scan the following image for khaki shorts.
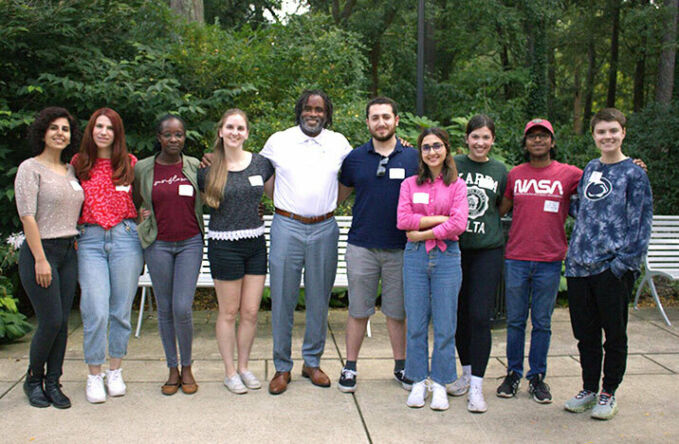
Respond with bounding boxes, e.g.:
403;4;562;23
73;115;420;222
346;243;405;320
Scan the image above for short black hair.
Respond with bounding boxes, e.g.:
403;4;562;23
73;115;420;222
27;106;81;163
365;97;398;119
295;89;333;128
153;114;186;151
466;114;495;138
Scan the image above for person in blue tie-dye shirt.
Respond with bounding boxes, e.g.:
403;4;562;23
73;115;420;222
564;108;653;421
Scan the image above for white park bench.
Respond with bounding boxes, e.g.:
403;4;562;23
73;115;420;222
135;214;356;337
633;215;679;327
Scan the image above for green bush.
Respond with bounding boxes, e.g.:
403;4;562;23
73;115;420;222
0;234;32;342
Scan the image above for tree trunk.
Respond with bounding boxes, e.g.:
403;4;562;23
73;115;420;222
573;62;583;135
583;37;596;130
633;0;651;111
170;0;204;23
656;0;679;104
606;0;621;107
522;4;548;117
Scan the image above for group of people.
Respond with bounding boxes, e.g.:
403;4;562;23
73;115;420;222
14;90;652;422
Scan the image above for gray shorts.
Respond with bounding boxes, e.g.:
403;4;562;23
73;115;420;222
346;243;405;320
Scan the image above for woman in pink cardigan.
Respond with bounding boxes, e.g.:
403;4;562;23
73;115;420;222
397;127;468;411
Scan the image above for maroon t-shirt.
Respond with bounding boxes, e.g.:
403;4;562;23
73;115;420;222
152;161;201;242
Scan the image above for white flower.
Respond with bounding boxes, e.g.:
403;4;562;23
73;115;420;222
6;232;25;249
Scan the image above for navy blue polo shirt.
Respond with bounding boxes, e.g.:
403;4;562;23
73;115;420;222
339;139;419;249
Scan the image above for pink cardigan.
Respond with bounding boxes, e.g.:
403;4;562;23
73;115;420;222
397;175;468;252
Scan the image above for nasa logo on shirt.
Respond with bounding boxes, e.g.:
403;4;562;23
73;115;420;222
466;186;489;219
584;175;612;201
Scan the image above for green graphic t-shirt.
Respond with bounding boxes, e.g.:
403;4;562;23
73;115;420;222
454;154;508;250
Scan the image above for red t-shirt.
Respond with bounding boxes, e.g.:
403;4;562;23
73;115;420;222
72;154;138;230
151;161;200;242
504;161;582;262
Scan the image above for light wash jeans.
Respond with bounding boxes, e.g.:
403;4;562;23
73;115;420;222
504;259;562;379
78;220;143;365
144;233;203;368
403;240;462;385
269;214;339;371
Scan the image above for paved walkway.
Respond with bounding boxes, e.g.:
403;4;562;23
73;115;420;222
1;306;678;443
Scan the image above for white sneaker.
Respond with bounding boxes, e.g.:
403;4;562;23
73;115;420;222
86;373;106;403
447;375;470;396
223;374;248;394
467;384;488;413
406;380;429;408
105;368;126;397
238;370;262;390
430;382;449;411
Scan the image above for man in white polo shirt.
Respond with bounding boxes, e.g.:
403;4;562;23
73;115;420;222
261;90;353;395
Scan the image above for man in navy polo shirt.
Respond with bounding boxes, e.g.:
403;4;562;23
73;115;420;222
336;97;419;393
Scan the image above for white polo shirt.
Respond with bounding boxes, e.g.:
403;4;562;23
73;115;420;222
260;125;352;217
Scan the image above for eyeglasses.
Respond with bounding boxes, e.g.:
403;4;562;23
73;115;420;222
421;142;445;152
376;156;389;177
526;132;551;141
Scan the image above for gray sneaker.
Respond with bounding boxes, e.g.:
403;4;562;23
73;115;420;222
591;392;618;420
564;389;597;413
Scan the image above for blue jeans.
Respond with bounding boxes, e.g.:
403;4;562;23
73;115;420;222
504;259;562;378
403;241;462;385
78;220;144;365
269;214;339;371
144;233;203;368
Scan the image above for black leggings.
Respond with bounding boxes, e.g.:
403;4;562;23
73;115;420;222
18;238;77;378
455;247;503;378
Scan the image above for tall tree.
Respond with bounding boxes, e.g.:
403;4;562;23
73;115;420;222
655;0;678;104
520;0;550;117
632;0;651;111
606;0;621;107
170;0;205;22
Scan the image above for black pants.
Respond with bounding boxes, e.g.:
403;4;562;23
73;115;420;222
18;238;77;378
456;247;503;378
567;269;634;394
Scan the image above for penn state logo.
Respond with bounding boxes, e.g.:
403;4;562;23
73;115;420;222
584;177;612;201
467;186;489;219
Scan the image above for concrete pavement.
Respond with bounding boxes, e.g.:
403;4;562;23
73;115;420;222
1;306;678;443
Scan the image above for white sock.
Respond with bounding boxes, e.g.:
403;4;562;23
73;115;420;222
462;365;472;380
470;375;483;390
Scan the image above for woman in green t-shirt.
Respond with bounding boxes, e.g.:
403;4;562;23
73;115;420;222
450;115;508;413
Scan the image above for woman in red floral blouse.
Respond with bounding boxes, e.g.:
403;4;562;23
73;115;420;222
72;108;144;404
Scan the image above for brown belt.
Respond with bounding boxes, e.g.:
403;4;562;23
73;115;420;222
274;208;334;224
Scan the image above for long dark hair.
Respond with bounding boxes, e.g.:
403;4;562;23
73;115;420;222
416;127;458;186
27;106;81;163
74;108;134;185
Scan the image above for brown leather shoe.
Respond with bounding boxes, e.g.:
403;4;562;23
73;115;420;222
268;371;291;395
301;365;331;387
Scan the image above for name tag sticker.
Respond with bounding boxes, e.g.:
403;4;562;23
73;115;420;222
544;200;559;213
178;184;194;197
389;168;405;179
589;171;602;183
70;180;83;191
478;176;495;190
413;192;429;204
115;185;131;192
248;175;264;186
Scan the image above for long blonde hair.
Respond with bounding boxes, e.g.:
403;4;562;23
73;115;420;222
204;109;249;208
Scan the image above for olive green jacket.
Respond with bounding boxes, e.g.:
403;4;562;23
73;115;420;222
133;154;204;249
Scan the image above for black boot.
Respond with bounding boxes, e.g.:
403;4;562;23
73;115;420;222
23;369;50;408
44;375;71;409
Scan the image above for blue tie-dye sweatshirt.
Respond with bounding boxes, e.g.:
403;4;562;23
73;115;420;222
565;158;653;278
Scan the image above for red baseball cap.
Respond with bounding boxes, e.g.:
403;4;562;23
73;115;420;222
523;118;554;137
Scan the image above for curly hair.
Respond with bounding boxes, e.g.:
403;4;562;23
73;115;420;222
27;107;81;163
294;89;333;128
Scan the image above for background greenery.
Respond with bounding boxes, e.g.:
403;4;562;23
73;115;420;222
1;0;678;321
